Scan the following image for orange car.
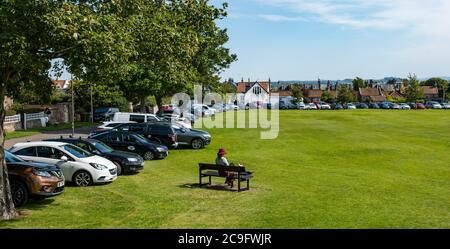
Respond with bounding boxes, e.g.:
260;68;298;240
6;150;64;207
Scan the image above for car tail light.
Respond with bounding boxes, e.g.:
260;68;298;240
96;127;104;131
169;134;177;142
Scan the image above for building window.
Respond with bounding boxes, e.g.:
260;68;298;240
253;86;261;95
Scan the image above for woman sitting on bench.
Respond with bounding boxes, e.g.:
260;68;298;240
215;148;235;188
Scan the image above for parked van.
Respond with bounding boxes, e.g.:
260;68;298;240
112;112;160;123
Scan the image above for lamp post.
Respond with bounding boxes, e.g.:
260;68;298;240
90;83;94;123
71;75;75;137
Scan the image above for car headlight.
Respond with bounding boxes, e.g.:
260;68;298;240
156;147;166;152
127;158;138;162
33;170;52;178
89;163;108;170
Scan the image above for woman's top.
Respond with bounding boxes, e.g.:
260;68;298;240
216;156;230;166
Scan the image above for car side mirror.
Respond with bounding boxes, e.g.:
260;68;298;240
61;156;68;162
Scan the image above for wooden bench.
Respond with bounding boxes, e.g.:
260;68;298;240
199;163;254;192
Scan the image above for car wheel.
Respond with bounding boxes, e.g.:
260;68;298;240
113;161;123;176
191;138;204;150
73;171;93;187
143;151;155;160
10;180;28;207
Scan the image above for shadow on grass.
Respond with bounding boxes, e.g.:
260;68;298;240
0;198;57;226
178;183;239;192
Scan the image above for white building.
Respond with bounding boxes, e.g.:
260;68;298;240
235;81;271;105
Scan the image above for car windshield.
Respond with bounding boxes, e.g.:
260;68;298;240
91;141;114;153
60;144;93;158
5;151;24;163
95;107;110;114
133;134;149;143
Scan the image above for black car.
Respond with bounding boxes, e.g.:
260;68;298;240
90;131;169;160
368;103;380;109
356;103;369;109
93;107;119;122
45;137;145;175
112;122;178;148
331;103;344;110
171;125;211;149
378;103;390;109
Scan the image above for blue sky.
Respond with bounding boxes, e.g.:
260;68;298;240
213;0;450;81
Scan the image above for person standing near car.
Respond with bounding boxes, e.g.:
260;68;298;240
44;107;52;125
215;148;235;188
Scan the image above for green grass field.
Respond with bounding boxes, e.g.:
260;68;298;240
1;110;449;228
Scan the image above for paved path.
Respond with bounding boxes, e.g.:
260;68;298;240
4;126;94;150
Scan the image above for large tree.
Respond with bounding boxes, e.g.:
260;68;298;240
0;0;134;220
404;74;424;102
116;1;236;111
352;77;366;91
291;84;303;104
337;85;355;104
424;77;449;102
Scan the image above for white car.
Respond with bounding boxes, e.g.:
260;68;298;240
10;142;118;187
192;104;215;117
425;101;442;109
399;103;411;110
112;112;160;123
346;103;357;109
441;102;450;109
319;102;331;110
308;103;318;110
297;102;306;110
227;104;239;110
93;121;137;134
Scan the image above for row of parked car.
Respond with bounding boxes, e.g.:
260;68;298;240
6;114;212;208
281;101;450;110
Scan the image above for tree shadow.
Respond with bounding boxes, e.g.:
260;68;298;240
178;183;239;192
0;198;58;225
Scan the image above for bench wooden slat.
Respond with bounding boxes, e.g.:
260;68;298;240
198;163;253;192
199;163;246;172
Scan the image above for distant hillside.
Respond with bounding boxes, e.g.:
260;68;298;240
269;76;450;88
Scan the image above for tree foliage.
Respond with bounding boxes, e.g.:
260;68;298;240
337;85;355;104
291;84;303;103
404;74;424;102
424;77;449;101
3;0;233;219
115;1;236;110
352;77;366;91
321;90;334;103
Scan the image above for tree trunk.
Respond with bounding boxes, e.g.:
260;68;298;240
0;84;18;220
155;95;163;114
139;96;146;113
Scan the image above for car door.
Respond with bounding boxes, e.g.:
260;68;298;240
172;126;189;145
122;134;143;154
35;146;74;180
105;132;125;151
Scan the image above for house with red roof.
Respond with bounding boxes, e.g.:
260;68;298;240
421;86;439;101
236;80;271;105
358;87;386;103
52;80;71;90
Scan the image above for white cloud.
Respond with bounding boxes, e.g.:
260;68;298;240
259;14;306;22
254;0;450;38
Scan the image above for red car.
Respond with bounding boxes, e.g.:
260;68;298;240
416;103;426;109
161;104;176;112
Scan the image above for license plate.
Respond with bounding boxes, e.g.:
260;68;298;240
57;181;65;188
